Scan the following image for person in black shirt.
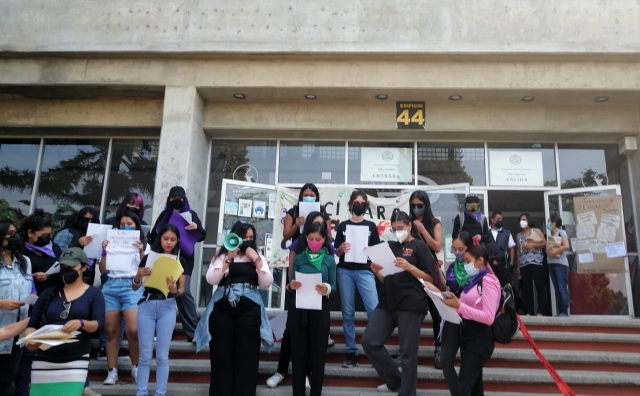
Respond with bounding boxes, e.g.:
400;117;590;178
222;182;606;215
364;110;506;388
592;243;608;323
334;189;381;368
148;186;206;343
104;192;148;229
452;194;491;246
282;183;330;247
362;211;436;395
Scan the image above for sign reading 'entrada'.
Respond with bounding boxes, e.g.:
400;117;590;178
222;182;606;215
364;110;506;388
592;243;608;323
396;101;426;129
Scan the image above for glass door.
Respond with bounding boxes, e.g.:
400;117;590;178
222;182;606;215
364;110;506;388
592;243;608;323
544;185;634;317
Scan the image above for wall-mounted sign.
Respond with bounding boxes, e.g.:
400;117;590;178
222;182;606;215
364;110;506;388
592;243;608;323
396;101;425;129
360;147;412;183
489;151;544;187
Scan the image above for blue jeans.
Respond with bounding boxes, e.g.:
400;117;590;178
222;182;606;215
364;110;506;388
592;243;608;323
337;267;379;355
137;298;177;396
549;264;569;315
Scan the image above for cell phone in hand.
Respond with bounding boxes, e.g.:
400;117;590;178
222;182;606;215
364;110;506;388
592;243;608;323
441;293;451;300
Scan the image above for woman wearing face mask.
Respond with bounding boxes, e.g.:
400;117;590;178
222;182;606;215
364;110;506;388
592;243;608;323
106;192;148;229
362;211;436;395
0;220;35;395
148;186;205;344
133;224;186;396
282;183;331;245
266;212;335;389
53;207;100;252
408;190;444;369
452;194;491;247
25;247;105;396
99;211;146;385
334;189;381;368
516;213;547;316
441;245;501;396
288;222;337;396
197;221;273;396
546;215;570;317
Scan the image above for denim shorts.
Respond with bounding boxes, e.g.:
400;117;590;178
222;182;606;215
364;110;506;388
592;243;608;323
102;277;144;312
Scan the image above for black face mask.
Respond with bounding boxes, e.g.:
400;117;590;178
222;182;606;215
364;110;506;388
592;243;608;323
352;204;367;216
239;239;257;253
495;221;503;229
60;268;80;285
33;234;51;247
79;219;90;230
170;200;184;210
6;234;23;252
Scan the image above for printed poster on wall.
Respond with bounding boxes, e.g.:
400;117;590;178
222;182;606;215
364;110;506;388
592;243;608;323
489;151;544;187
360;147;412;183
573;195;626;273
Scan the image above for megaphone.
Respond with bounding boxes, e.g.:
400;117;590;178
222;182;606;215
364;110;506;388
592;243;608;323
224;233;243;251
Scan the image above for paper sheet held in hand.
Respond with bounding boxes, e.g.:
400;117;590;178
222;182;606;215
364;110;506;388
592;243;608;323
45;262;60;275
17;324;80;351
144;254;184;296
298;202;321;233
84;223;114;259
22;295;39;305
419;280;462;324
295;272;322;310
345;225;370;264
364;242;404;277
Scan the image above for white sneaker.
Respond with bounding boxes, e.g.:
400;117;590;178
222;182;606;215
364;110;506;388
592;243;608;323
305;376;311;389
131;365;138;383
266;373;284;388
103;368;118;385
377;384;390;392
327;337;335;347
82;387;102;396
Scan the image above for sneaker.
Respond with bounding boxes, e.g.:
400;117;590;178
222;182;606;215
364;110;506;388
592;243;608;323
118;348;129;361
82;387;102;396
305;376;311;389
131;365;138;383
327;337;335;347
103;368;118;385
342;354;358;368
377;384;390;392
96;347;107;361
266;373;284;388
434;347;442;370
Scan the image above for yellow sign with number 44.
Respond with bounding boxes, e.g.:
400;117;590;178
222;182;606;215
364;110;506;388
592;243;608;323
396;101;426;129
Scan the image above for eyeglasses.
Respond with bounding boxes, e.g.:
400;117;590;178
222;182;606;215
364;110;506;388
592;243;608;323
60;300;71;320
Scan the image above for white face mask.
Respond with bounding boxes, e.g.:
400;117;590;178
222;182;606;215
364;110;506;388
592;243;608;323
520;220;529;229
395;230;409;243
464;262;479;277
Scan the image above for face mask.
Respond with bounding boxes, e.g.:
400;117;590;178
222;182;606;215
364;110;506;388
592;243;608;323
352;204;367;216
60;268;80;285
464;262;479;277
395;230;409;243
494;220;503;229
546;223;552;231
302;197;316;203
520;220;529;229
33;234;51;247
307;240;324;253
411;206;426;218
239;239;256;253
80;219;90;230
6;234;23;252
454;253;464;262
120;226;136;231
170;199;184;210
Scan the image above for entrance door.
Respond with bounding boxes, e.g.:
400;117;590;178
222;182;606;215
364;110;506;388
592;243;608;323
544;185;634;317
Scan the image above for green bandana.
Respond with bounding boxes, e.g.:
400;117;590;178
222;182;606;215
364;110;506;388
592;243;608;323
304;247;326;271
454;259;472;287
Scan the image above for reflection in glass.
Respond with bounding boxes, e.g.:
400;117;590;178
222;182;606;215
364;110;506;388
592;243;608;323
557;144;622;188
104;139;160;224
418;143;485;186
0;139;41;221
279;141;345;184
487;143;557;187
348;142;414;185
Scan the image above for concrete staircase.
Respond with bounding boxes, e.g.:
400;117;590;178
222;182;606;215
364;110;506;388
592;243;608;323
88;313;640;395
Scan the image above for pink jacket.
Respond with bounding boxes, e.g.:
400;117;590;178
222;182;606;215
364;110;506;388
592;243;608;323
206;254;273;288
456;273;501;326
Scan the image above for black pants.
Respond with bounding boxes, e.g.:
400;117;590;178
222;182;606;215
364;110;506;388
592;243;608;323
177;274;198;340
15;349;35;395
426;298;442;347
289;297;330;396
0;342;23;395
440;321;461;393
209;297;262;396
490;262;512;288
521;264;547;316
362;308;426;396
455;320;494;396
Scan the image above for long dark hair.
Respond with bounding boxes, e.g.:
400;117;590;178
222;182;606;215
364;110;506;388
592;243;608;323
0;220;28;274
216;221;257;258
550;214;564;230
390;210;419;240
409;190;436;238
465;245;490;266
156;190;192;233
62;206;99;231
116;192;145;221
117;211;146;241
151;224;181;255
298;212;331;252
297;183;320;203
19;209;52;241
455;230;474;248
519;212;535;229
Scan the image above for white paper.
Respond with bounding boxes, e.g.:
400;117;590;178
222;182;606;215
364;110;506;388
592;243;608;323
364;242;405;277
180;212;193;224
345;225;370;264
578;252;594;264
298;201;321;219
268;194;276;219
605;241;627;258
17;325;81;350
576;223;595;239
22;295;39;305
295;272;322;310
106;253;134;272
238;199;253;217
253;201;267;218
570;238;591;253
224;201;239;216
601;214;621;230
420;280;462;324
270;311;288;341
590;239;607;254
106;229;140;254
596;225;617;243
577;211;598;226
45;262;61;275
83;224;113;259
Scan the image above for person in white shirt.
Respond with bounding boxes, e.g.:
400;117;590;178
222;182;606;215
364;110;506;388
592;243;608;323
487;211;516;287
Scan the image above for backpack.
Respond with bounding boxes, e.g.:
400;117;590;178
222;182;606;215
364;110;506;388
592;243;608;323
479;277;519;344
459;212;485;232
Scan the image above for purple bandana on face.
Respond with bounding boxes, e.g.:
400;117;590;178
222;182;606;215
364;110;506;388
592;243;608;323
462;269;490;294
464;209;483;224
24;242;56;258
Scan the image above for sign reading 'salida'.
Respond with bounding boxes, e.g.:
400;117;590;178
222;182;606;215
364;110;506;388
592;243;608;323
396;101;425;129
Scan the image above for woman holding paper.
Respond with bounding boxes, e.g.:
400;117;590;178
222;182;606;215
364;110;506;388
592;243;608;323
19;209;62;294
198;221;273;396
53;206;100;252
99;211;146;385
441;245;501;396
546;215;570;317
362;211;436;395
288;221;337;396
516;213;547;316
132;224;186;396
25;247;105;396
282;183;331;243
